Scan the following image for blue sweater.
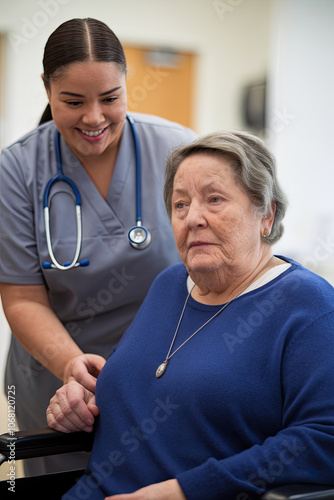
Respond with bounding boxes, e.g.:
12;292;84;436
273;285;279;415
64;257;334;499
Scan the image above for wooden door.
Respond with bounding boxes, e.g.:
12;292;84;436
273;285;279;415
124;45;196;129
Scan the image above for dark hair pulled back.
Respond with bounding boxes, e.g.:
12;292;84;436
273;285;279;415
40;18;126;124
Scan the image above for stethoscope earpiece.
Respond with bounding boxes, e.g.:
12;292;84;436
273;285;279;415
128;225;151;250
41;259;90;270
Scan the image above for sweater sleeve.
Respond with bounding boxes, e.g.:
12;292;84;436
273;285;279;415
176;311;334;500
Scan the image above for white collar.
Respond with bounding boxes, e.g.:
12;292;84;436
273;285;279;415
186;263;291;295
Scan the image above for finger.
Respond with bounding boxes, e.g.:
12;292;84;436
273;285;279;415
73;370;98;393
87;395;100;417
105;488;147;499
85;354;107;377
70;355;106;392
47;398;93;433
46;404;74;433
47;405;93;432
49;384;95;432
105;495;136;499
105;479;185;500
63;384;96;428
46;397;91;433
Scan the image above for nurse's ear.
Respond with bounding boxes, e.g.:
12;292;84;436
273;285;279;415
41;74;51;102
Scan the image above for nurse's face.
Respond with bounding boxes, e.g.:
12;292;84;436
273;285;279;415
44;61;127;159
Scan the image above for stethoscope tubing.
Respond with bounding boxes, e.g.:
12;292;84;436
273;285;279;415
43;205;83;270
42;130;84;270
127;115;142;225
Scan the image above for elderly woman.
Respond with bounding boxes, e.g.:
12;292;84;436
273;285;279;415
47;131;334;500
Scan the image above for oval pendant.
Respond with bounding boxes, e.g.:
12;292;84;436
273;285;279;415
156;361;168;378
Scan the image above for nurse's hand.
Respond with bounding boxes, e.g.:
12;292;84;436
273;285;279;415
47;380;98;433
105;479;186;500
63;353;107;392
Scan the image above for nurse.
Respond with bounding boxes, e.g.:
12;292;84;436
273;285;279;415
0;17;196;475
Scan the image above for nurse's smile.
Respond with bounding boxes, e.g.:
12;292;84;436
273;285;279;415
77;126;109;142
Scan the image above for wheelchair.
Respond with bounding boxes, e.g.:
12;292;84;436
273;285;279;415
0;427;334;499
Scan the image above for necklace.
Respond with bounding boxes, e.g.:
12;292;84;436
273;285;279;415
156;256;274;378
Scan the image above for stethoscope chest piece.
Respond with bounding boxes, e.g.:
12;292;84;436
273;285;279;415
128;224;151;250
126;114;151;251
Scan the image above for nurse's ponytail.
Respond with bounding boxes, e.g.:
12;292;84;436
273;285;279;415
39;104;52;125
42;18;127;88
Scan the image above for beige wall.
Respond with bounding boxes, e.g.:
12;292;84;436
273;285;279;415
0;0;272;147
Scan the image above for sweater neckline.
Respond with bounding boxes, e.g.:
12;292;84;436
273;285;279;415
186;261;292;307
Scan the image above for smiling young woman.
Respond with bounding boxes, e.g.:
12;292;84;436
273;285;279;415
43;61;128;198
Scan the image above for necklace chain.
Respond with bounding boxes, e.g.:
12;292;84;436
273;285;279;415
156;256;274;378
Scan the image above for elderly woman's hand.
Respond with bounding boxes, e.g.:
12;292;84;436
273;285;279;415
46;380;99;433
105;479;187;500
63;353;106;392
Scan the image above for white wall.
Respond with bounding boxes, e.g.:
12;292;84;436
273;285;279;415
267;0;334;284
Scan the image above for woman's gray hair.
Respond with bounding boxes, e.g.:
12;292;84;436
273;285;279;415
164;130;288;245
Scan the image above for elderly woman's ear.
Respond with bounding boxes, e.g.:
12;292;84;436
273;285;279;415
261;201;276;239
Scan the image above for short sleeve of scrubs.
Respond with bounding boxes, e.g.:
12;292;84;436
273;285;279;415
0;130;47;284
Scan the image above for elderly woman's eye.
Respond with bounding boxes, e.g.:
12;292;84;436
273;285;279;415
209;196;221;203
173;201;187;210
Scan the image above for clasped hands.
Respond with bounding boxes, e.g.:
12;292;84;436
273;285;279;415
46;353;105;433
46;354;186;500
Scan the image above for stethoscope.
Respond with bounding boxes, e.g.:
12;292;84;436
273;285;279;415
42;115;151;271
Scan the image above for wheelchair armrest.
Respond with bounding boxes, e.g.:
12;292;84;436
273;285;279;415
0;427;94;463
262;484;334;499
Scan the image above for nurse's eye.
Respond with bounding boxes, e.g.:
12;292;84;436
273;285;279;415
66;101;82;107
103;97;118;104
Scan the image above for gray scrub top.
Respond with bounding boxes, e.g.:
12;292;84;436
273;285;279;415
0;112;196;428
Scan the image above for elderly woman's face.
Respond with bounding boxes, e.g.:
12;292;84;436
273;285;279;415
171;153;267;275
